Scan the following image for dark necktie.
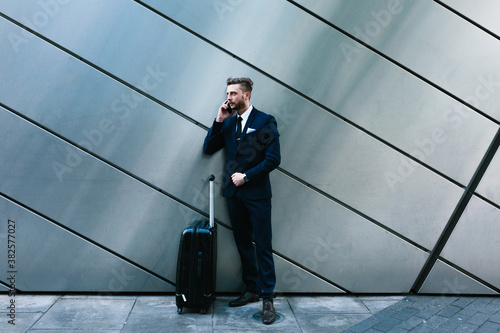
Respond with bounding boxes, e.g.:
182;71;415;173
236;116;242;144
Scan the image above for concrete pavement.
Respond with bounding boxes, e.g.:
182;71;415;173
0;294;499;332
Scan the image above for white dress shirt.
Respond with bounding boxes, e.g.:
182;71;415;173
237;105;253;134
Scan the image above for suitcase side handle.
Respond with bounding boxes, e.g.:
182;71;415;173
209;175;215;228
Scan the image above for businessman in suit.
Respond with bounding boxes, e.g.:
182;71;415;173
203;77;280;325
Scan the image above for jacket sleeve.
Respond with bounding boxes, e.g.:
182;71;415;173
203;120;225;154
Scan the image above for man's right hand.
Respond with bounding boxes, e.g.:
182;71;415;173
216;100;234;122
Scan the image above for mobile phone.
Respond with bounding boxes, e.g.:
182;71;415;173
225;101;233;114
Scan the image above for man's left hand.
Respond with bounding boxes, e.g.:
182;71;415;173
231;172;246;187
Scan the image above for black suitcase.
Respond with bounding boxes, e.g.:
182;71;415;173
175;175;217;314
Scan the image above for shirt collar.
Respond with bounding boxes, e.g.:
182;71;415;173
238;105;253;122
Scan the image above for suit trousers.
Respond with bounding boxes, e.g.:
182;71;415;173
226;190;276;299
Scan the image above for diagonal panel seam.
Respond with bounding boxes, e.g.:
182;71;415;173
434;0;500;41
411;126;500;293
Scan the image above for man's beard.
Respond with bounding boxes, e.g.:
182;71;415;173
233;100;246;111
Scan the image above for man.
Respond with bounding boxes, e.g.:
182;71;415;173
203;77;280;325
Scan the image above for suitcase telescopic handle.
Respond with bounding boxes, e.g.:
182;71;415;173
209;175;215;228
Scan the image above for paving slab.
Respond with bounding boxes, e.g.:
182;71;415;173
288;296;370;314
0;295;59;333
30;297;135;331
490;311;500;324
294;312;372;333
0;312;42;333
0;295;59;312
122;296;212;333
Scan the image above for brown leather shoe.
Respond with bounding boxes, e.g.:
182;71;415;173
228;291;260;307
262;300;275;325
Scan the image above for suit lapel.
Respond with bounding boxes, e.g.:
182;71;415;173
227;115;238;149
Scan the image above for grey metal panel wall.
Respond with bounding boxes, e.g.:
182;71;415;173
0;0;499;294
477;149;500;205
420;260;497;295
441;197;500;290
441;0;500;36
0;196;173;292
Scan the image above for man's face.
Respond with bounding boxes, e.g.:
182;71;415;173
226;84;248;111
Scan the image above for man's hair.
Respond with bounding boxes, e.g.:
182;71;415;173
226;77;253;93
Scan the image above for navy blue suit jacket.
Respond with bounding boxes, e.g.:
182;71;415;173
203;108;280;199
